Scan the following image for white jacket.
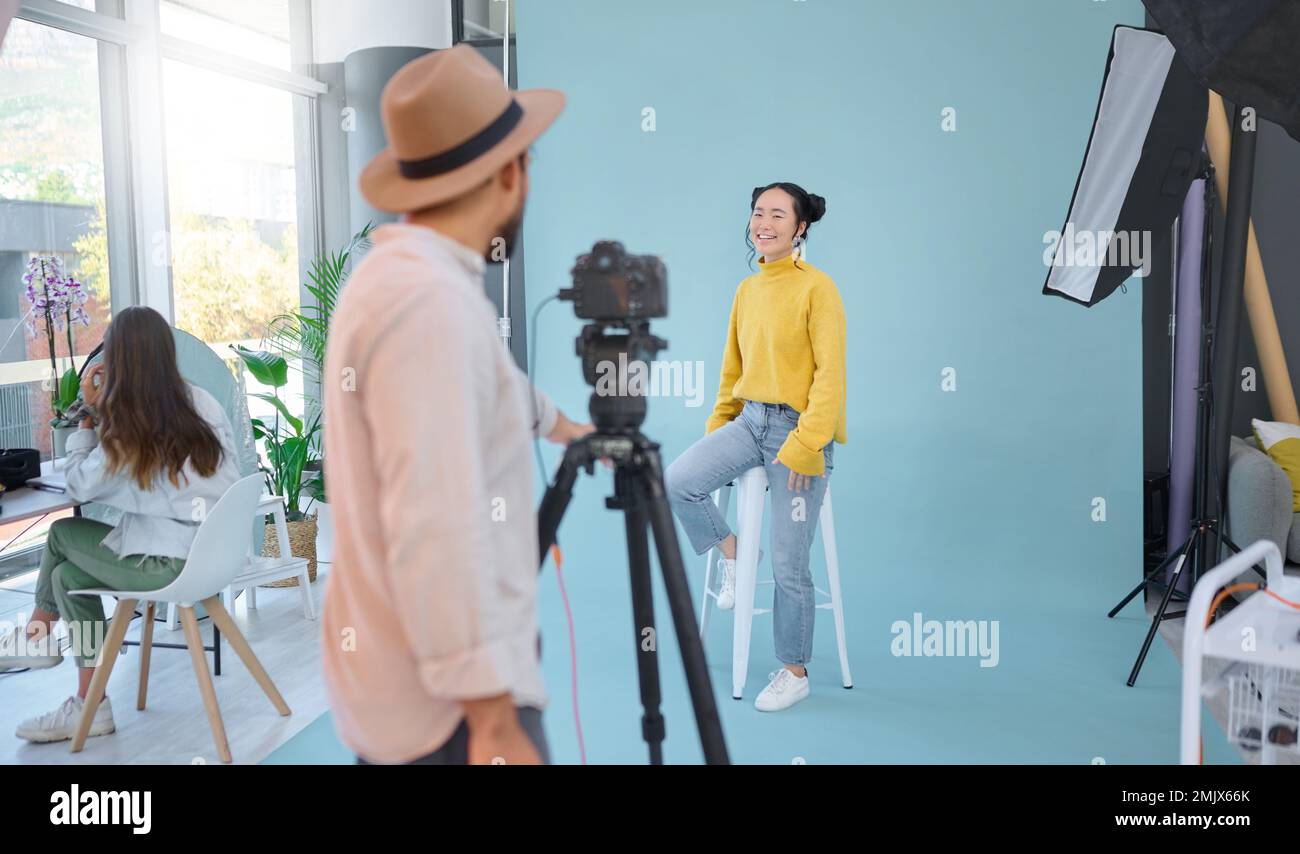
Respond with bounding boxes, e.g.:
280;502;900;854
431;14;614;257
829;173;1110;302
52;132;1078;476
63;383;243;560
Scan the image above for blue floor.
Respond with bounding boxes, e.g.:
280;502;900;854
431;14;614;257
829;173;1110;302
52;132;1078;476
265;525;1241;765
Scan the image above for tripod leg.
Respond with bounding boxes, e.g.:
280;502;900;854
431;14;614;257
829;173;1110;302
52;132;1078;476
1127;532;1195;687
1215;530;1267;579
619;471;667;765
639;448;731;765
537;440;587;569
1109;529;1194;618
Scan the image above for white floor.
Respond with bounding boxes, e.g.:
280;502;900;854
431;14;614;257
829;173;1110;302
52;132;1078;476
1;563;1292;765
0;569;330;765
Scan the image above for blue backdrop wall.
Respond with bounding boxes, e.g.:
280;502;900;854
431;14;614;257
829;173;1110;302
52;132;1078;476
513;0;1236;764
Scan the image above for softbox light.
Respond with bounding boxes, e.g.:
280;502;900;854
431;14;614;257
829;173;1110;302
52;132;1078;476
1042;26;1207;307
1144;0;1300;142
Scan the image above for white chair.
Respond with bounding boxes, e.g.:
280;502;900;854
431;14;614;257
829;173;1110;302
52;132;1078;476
161;494;315;630
700;466;852;699
68;475;291;763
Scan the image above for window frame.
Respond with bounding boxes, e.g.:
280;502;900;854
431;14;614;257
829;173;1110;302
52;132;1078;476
1;0;328;578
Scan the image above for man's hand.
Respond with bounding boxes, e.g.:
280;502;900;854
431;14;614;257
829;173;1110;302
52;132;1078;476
546;411;612;468
462;695;542;765
545;410;594;446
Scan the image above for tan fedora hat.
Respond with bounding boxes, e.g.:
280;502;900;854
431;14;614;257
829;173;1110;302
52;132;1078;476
359;43;565;213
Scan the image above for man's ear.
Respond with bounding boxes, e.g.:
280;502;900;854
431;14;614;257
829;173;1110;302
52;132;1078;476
498;155;523;193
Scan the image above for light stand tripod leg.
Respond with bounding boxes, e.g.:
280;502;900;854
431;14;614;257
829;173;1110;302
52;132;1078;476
1127;530;1197;687
618;470;666;765
1215;530;1267;580
639;447;730;765
1109;528;1195;618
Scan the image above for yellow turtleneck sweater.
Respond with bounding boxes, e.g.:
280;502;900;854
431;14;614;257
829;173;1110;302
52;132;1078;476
705;252;847;475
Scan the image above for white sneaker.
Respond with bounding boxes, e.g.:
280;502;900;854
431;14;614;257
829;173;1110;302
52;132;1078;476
715;549;762;611
16;695;115;743
0;625;63;673
755;668;810;712
716;556;737;610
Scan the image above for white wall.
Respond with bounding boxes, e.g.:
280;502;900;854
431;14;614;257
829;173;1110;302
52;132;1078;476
311;0;451;64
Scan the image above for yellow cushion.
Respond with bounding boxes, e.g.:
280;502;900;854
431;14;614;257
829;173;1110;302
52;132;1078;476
1251;419;1300;512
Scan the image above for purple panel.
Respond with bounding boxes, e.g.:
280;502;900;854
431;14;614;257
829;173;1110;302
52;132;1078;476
1166;176;1205;591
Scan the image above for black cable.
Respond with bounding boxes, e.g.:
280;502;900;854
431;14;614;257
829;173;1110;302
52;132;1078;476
0;512;51;555
528;295;558;487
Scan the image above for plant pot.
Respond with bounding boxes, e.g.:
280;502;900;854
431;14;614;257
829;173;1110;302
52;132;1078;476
314;502;334;567
261;514;317;588
51;425;76;459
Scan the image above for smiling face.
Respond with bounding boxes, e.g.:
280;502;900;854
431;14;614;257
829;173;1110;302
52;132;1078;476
750;187;806;262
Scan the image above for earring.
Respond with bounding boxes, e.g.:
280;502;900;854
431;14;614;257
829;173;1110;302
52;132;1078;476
792;235;805;261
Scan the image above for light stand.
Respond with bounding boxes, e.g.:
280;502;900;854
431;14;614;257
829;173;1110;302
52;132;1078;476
1108;127;1268;685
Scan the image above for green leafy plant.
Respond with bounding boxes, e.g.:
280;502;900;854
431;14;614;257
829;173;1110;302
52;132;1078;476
232;344;320;522
265;222;373;391
260;223;373;505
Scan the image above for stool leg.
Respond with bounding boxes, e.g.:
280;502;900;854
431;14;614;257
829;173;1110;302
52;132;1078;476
732;475;764;699
820;487;852;688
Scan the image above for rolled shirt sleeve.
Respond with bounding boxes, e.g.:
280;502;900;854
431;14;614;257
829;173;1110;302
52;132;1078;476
515;367;559;439
777;280;846;476
365;299;524;701
705;286;745;434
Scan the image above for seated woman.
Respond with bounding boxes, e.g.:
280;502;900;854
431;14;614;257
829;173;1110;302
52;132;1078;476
0;306;240;743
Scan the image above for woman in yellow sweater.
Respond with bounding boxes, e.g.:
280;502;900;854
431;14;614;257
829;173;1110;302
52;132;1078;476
665;181;846;712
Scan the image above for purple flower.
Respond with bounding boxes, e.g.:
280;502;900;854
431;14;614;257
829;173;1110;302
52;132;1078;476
22;255;91;338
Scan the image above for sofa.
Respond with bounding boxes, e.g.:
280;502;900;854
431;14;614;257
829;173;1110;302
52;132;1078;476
1226;434;1300;573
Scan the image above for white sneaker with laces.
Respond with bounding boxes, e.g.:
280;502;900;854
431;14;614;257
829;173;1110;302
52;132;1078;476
716;556;737;610
755;667;810;712
0;626;63;673
715;549;762;611
16;695;115;743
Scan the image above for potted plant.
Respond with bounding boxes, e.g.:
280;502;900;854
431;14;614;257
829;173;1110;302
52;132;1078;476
22;256;90;458
263;223;371;566
232;344;321;585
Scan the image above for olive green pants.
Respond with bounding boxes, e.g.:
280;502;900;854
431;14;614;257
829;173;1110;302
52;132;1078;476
34;517;185;667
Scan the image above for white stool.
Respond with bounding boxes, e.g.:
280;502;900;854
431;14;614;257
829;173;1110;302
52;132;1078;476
699;466;852;699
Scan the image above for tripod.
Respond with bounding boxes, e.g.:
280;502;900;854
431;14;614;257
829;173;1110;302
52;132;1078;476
1107;158;1263;685
536;428;730;765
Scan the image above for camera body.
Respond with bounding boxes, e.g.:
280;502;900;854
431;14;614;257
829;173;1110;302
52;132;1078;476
560;240;667;322
558;241;670;433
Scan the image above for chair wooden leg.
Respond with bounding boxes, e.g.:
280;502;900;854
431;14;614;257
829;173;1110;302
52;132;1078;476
71;598;136;754
137;601;155;710
180;606;231;763
202;596;290;716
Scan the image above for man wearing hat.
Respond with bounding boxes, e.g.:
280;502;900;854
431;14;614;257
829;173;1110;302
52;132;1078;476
321;44;575;765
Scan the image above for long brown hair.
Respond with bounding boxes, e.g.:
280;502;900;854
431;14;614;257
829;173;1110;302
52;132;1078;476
96;306;224;489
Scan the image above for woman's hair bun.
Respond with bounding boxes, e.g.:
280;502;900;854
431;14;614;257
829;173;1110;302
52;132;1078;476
806;193;826;223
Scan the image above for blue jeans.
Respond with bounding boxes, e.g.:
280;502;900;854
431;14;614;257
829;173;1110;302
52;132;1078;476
665;400;834;667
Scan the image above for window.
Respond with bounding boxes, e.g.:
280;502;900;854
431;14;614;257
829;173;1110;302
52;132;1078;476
52;0;123;17
0;0;321;580
161;59;301;349
160;0;291;69
0;18;117;457
458;0;515;40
